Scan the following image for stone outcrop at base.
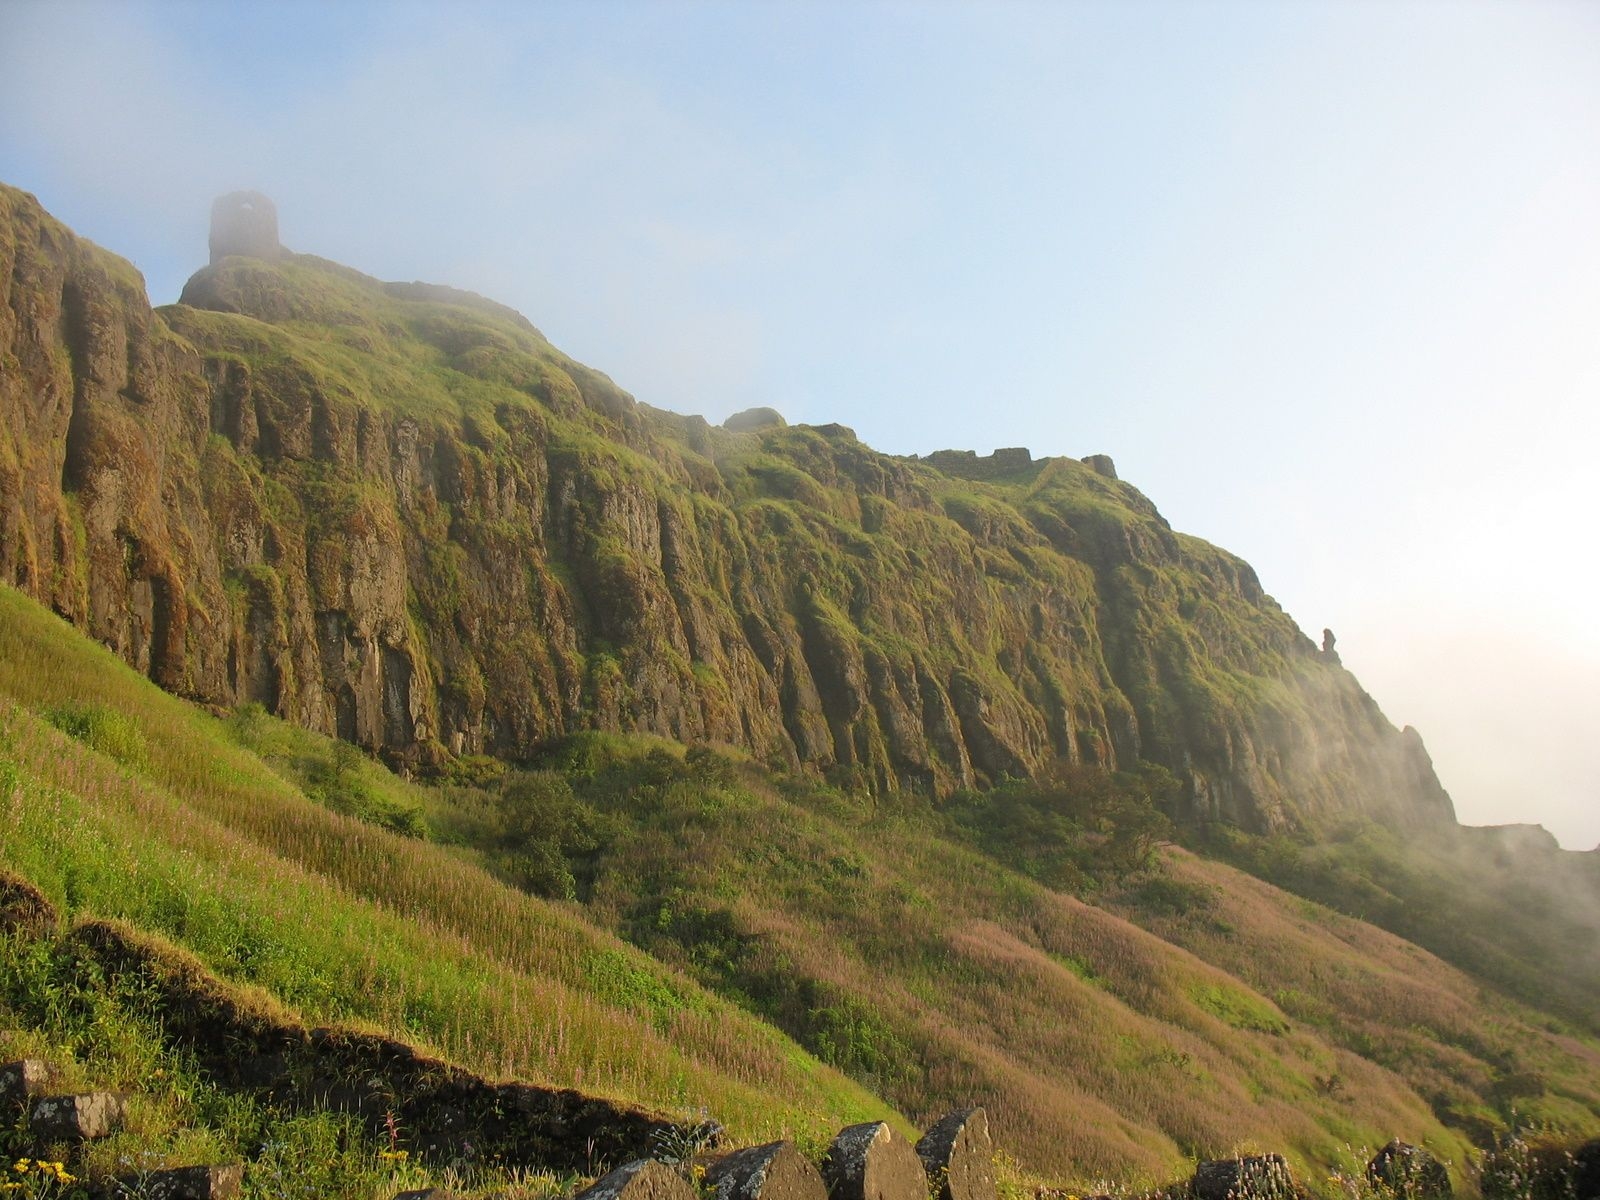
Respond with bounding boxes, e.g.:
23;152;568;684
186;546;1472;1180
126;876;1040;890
822;1122;927;1200
1192;1155;1295;1200
0;1059;53;1108
1368;1141;1451;1199
916;1108;997;1200
29;1091;126;1140
116;1164;245;1200
575;1160;698;1200
707;1140;828;1200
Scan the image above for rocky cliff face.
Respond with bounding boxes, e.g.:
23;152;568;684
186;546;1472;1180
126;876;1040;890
0;183;1453;832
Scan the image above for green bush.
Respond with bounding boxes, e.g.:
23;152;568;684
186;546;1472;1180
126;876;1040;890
42;703;148;771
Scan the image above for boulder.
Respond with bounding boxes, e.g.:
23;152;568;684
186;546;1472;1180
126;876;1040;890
707;1141;827;1200
575;1160;698;1200
823;1122;926;1200
29;1091;127;1140
1191;1155;1295;1200
119;1165;245;1200
916;1109;997;1200
1368;1141;1451;1199
1573;1139;1600;1200
0;1060;52;1108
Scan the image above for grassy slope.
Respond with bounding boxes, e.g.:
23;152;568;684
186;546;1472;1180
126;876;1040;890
541;759;1600;1183
0;926;545;1198
4;584;1598;1193
0;584;886;1153
1185;823;1600;1041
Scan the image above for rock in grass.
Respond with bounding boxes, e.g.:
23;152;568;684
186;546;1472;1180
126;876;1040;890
823;1122;926;1200
120;1165;245;1200
707;1141;827;1200
29;1091;127;1140
392;1191;463;1200
916;1109;997;1200
1191;1155;1295;1200
0;1060;52;1108
1574;1139;1600;1200
575;1160;698;1200
1368;1141;1451;1199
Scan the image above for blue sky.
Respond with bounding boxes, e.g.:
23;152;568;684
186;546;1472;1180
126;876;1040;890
3;0;1597;845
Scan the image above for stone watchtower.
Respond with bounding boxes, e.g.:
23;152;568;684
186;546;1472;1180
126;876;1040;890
208;191;281;265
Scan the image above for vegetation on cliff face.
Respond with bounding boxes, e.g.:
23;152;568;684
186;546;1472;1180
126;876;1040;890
0;181;1448;835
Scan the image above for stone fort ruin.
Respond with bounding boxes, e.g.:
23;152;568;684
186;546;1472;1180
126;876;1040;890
208;191;282;264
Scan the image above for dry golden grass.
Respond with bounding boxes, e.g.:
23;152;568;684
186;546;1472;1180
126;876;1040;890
585;763;1600;1187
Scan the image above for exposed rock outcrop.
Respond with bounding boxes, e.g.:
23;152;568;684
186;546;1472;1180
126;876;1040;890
1368;1140;1451;1199
29;1091;126;1140
0;1059;53;1108
707;1141;828;1200
724;407;786;432
577;1161;698;1200
915;1108;996;1200
1574;1138;1600;1200
121;1164;244;1200
822;1122;926;1200
0;182;1458;832
1192;1156;1295;1200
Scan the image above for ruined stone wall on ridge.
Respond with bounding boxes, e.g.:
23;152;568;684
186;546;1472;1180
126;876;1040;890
209;191;282;264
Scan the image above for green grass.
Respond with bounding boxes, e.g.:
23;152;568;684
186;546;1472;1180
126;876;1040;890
0;927;578;1199
0;585;890;1151
225;702;428;836
4;578;1600;1191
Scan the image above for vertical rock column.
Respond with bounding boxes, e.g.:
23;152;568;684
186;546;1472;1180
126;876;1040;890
916;1108;997;1200
822;1123;926;1200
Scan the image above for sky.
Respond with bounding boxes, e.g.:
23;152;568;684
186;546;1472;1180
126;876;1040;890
2;0;1596;846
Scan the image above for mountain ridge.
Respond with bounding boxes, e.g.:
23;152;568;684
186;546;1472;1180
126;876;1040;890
0;181;1449;836
4;182;1600;1192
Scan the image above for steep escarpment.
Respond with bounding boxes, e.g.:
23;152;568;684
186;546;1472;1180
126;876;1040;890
0;183;1451;832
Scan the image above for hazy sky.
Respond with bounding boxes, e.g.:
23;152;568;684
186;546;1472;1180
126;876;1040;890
3;0;1596;846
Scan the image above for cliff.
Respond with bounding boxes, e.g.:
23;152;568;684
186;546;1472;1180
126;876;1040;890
0;182;1453;832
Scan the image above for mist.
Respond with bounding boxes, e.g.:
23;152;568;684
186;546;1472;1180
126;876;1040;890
2;0;1596;846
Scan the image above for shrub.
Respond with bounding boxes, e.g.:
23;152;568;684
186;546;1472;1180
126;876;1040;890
43;703;147;771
